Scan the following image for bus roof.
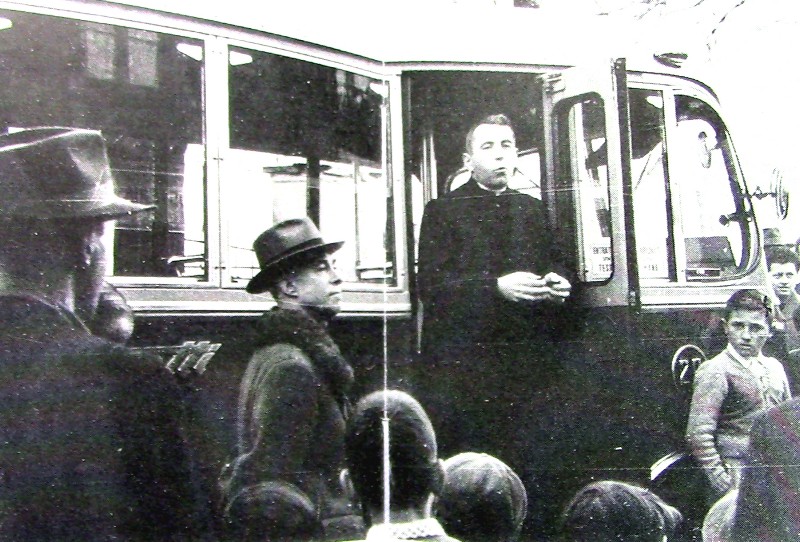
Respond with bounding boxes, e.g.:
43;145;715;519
98;0;688;73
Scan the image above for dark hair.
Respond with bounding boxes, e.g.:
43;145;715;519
437;452;527;542
464;113;515;154
224;481;320;542
560;480;683;542
345;390;440;518
724;288;772;323
766;245;800;271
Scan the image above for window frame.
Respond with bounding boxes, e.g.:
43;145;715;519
216;36;407;297
0;4;411;316
628;76;760;307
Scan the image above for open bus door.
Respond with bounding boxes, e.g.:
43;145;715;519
541;59;636;310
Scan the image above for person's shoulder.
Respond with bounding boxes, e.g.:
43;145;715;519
250;342;317;376
763;397;800;425
750;398;800;450
694;351;733;377
761;354;788;372
99;341;177;382
502;187;544;207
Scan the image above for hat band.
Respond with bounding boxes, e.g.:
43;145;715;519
258;237;329;269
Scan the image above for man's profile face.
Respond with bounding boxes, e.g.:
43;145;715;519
464;123;517;191
290;253;342;317
724;308;770;358
769;262;798;302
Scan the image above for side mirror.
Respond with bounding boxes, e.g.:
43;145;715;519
772;167;790;219
750;168;789;220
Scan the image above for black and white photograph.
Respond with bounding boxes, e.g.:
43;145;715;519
0;0;797;540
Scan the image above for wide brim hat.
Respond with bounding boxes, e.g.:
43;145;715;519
246;217;343;294
0;127;153;220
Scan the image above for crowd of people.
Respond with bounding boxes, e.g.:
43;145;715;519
2;119;800;542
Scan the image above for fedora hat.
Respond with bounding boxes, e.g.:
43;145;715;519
246;217;343;294
0;127;153;220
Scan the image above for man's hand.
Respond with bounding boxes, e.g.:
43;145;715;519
497;271;571;304
543;272;571;302
497;272;551;303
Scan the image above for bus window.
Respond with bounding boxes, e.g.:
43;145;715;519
0;10;206;280
225;47;391;286
630;89;671;280
555;95;613;282
669;96;752;280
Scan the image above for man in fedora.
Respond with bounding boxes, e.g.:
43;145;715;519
0;127;207;539
220;217;363;541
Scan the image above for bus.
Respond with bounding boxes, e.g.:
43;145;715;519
0;0;777;537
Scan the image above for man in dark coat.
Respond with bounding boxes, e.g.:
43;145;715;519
414;113;573;538
220;217;362;541
0;127;205;540
417;113;571;356
732;397;800;541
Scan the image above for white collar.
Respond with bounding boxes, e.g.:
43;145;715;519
475;180;507;195
725;343;766;370
366;518;446;541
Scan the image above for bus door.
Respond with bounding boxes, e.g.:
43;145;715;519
540;59;633;309
540;62;702;470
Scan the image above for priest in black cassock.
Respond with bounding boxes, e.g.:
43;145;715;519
414;113;573;539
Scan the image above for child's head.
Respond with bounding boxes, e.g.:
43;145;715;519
723;289;772;358
345;390;442;523
560;480;683;542
437;452;527;542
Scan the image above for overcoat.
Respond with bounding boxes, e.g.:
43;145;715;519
221;307;361;539
0;294;204;541
732;397;800;541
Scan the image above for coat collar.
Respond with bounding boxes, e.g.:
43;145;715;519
254;307;354;397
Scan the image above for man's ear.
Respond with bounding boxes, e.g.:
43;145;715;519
462;152;473;171
276;275;298;298
78;242;93;270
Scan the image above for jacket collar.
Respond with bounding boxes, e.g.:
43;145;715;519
254;307;354;398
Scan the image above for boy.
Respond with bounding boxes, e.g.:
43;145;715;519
686;289;791;499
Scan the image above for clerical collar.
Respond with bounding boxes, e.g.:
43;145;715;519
475;180;507;195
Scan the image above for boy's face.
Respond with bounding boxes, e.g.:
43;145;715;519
769;262;798;302
724;308;771;358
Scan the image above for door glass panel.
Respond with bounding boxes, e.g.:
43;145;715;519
555;95;613;282
226;48;391;286
671;96;751;280
0;11;207;279
630;89;670;280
